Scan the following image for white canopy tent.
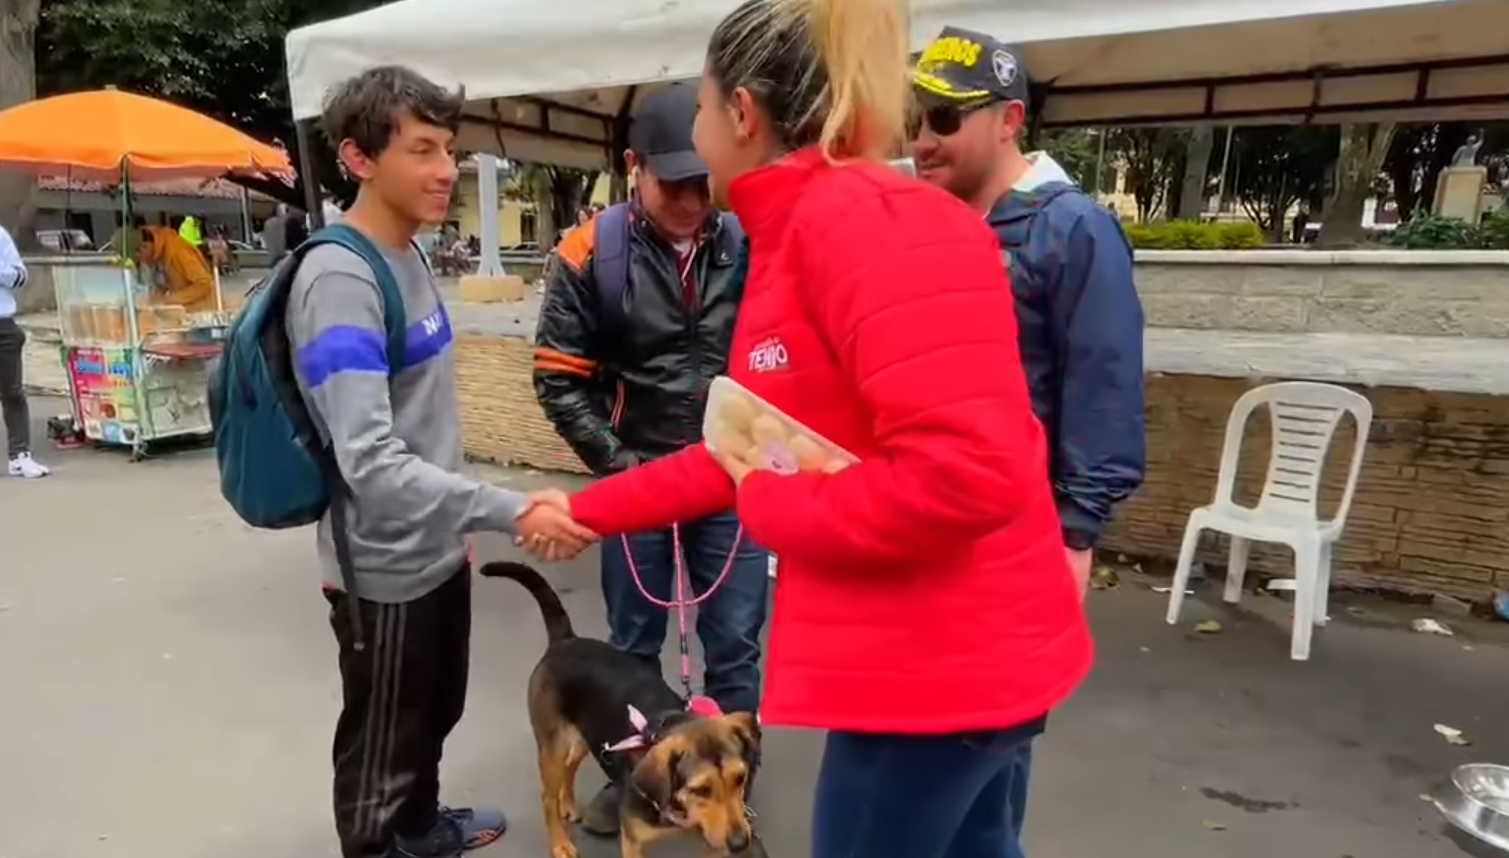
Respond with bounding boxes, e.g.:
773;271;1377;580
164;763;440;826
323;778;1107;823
287;0;1509;176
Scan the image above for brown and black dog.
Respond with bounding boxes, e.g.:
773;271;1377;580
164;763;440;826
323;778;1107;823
480;562;761;858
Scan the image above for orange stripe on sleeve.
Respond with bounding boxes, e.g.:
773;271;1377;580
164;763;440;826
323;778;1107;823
555;216;598;272
533;358;594;379
533;347;596;370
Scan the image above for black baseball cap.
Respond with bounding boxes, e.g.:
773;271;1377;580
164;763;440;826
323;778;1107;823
629;83;708;182
912;26;1030;108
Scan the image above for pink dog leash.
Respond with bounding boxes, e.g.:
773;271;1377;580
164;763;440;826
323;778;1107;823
619;523;745;716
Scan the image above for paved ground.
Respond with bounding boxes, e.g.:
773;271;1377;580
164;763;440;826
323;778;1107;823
3;395;1508;858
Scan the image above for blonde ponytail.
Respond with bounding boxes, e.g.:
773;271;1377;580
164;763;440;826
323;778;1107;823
806;0;910;161
706;0;911;161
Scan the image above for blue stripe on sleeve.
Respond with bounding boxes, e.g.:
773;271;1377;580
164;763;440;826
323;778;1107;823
296;324;388;387
403;306;454;369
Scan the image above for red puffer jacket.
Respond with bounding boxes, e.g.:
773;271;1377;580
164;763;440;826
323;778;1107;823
571;148;1092;734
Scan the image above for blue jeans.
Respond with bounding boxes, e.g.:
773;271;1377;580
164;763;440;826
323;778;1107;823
812;727;1038;858
599;510;769;714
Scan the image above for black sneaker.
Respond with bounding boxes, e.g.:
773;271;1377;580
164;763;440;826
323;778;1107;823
580;784;621;837
394;806;507;857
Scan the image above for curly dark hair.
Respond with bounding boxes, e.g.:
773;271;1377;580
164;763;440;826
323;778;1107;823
319;65;466;159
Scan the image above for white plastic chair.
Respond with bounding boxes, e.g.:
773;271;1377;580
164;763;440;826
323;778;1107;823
1165;382;1373;661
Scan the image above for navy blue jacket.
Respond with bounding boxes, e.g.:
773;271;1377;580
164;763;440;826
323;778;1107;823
987;181;1146;547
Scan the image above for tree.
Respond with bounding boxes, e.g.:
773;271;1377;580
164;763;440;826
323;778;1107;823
0;0;41;246
1038;128;1107;190
36;0;392;209
1106;128;1186;220
507;163;599;249
1385;121;1509;219
1230;126;1338;241
1175;126;1217;220
1316;122;1396;247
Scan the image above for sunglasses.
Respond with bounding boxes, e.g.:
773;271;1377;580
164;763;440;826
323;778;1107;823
911;99;1004;137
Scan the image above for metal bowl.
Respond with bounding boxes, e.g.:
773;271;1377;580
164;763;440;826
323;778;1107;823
1436;763;1509;852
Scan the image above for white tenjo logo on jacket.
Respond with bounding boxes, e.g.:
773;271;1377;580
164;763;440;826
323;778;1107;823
747;337;789;373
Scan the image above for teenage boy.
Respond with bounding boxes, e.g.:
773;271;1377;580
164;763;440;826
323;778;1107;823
289;65;591;858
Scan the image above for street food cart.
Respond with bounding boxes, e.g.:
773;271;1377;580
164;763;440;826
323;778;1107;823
0;88;289;459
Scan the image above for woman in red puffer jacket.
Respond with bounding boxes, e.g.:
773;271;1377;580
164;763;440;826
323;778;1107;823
527;0;1092;854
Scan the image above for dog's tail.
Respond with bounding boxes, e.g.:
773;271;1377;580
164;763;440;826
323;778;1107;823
478;561;575;643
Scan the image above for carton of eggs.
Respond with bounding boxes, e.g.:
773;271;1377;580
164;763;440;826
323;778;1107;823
703;377;856;475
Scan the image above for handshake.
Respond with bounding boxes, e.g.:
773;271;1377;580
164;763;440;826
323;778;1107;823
514;489;600;562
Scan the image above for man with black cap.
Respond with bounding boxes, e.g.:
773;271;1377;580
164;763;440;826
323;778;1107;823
912;27;1147;601
532;81;769;836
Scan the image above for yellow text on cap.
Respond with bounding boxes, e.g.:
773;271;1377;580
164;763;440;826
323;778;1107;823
918;36;983;70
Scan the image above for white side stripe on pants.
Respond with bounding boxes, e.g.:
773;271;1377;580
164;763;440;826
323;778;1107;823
353;602;409;839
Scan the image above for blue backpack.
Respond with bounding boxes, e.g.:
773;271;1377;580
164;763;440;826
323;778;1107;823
209;224;407;646
991;181;1078;290
590;203;744;333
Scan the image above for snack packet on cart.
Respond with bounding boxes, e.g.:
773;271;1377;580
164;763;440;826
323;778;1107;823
703;376;857;475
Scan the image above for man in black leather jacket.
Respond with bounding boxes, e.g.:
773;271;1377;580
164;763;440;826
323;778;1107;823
531;83;770;836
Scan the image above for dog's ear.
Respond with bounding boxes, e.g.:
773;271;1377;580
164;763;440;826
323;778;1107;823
722;712;761;764
631;743;683;807
650;709;697;739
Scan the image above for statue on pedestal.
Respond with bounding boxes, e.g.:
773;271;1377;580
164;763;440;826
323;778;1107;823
1435;131;1490;222
1452;132;1483;167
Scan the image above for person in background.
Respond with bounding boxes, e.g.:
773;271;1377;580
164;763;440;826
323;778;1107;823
520;0;1092;855
206;226;237;275
263;205;290;263
448;233;472;275
435;221;462;275
284;207;311;254
0;223;50;478
910;26;1146;600
531;81;769;837
178;214;203;250
288;64;593;858
136;225;218;313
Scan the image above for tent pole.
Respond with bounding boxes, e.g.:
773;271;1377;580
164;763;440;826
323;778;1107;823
1215;126;1235;215
295;118;326;230
239;186;253;243
609;86;638;204
475;153;504;276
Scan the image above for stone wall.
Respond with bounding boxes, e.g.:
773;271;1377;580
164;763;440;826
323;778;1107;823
1102;375;1509;603
1137;250;1509;337
455;339;1509;602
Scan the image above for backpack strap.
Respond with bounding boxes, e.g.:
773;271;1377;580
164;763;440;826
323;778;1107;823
591;203;633;337
303;224;409;377
996;181;1082;283
277;224;413;652
592;206;747;334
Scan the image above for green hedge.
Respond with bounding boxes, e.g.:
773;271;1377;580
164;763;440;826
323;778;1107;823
1123;220;1266;250
1388;209;1509;250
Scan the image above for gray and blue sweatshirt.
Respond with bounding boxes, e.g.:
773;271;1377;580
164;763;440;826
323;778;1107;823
285;239;525;603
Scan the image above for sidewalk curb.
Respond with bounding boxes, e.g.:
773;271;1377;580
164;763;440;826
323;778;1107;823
24;384;70;398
